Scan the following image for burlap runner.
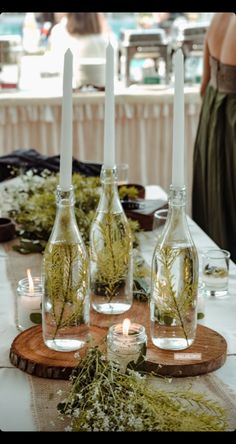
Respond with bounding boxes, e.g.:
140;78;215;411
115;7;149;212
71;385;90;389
29;371;236;432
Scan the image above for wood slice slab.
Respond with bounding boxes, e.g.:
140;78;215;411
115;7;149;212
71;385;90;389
9;325;107;380
10;301;227;379
146;325;227;377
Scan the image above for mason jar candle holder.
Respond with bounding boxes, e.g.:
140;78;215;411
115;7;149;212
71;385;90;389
17;274;42;331
107;319;147;373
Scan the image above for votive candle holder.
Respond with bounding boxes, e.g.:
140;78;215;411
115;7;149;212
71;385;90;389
107;320;147;373
17;277;42;331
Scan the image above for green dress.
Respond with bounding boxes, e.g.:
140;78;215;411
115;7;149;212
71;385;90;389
192;56;236;263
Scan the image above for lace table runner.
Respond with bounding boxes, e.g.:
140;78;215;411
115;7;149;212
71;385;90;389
30;372;236;431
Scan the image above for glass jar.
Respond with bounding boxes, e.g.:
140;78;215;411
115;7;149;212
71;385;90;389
89;166;133;315
17;276;42;331
107;320;147;372
150;185;199;350
42;185;90;352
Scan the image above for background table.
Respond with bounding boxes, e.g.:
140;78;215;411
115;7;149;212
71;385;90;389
0;84;201;214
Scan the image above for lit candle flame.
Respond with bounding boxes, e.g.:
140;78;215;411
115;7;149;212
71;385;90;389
122;318;131;335
27;268;34;294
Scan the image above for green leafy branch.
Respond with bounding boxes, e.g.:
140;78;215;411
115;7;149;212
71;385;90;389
57;346;227;432
44;243;88;337
153;246;197;344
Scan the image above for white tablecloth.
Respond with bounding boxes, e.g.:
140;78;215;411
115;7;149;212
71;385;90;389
0;84;201;214
1;185;235;431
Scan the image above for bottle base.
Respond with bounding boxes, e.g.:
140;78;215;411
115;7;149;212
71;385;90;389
205;289;228;298
152;337;194;351
44;338;86;352
92;302;131;315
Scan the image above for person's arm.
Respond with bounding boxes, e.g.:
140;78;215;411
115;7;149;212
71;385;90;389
200;34;210;97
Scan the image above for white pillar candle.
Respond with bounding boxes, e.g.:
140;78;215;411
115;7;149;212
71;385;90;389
172;48;185;188
59;48;73;191
103;41;115;168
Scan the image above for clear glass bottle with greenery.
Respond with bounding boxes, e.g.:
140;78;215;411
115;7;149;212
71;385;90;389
42;185;90;352
89;165;133;314
150;185;199;350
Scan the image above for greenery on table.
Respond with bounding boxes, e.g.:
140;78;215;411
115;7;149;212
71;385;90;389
57;346;227;432
1;170;150;301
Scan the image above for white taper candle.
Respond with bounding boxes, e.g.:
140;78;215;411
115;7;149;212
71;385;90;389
103;41;115;168
59;48;73;190
172;48;185;187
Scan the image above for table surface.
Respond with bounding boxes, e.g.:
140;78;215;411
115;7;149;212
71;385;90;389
0;184;235;431
0;82;200;105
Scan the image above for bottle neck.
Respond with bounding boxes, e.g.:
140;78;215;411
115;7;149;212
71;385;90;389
164;185;191;240
53;185;77;233
168;184;186;208
56;185;75;208
168;185;187;219
48;185;83;245
99;166;122;212
100;165;118;186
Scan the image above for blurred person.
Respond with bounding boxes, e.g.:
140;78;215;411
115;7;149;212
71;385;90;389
35;13;57;47
192;12;236;263
48;12;117;89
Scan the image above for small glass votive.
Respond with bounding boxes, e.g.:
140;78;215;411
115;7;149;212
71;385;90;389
202;248;230;298
107;319;147;373
152;208;168;240
17;276;42;331
116;163;129;186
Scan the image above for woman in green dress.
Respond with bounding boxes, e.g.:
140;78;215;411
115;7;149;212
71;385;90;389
192;13;236;263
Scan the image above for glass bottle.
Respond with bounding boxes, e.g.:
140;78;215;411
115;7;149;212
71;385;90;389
150;185;199;350
89;166;133;315
42;185;90;352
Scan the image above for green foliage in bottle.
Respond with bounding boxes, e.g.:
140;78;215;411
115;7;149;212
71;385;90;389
153;245;198;344
43;242;89;336
90;171;133;305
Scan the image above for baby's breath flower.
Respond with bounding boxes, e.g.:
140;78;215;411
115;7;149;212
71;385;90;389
57;346;227;432
64;426;73;432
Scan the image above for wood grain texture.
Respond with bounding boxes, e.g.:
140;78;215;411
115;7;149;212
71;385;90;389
9;325;107;379
146;325;227;377
9;301;227;379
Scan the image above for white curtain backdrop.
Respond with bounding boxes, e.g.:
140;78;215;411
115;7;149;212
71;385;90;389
0;86;201;213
